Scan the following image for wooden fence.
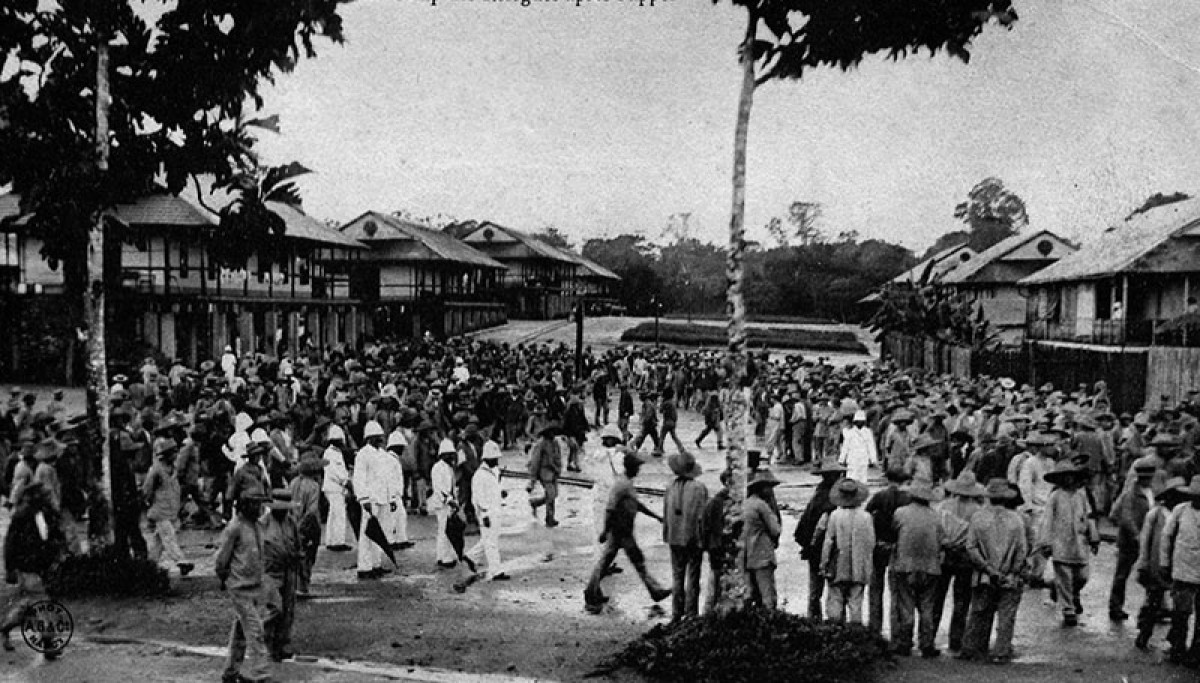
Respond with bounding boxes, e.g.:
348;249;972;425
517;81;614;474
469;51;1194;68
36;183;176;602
1146;347;1200;404
882;333;1152;414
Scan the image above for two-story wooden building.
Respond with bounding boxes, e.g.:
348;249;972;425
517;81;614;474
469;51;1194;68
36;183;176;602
1;193;367;380
450;221;580;319
338;211;507;339
939;230;1076;343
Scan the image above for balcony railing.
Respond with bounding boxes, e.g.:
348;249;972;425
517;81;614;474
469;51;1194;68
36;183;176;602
1026;318;1198;346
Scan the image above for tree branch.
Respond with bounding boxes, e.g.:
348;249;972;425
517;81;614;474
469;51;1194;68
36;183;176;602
191;174;219;216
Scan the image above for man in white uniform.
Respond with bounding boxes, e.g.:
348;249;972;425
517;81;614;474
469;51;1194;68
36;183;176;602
321;426;351;551
384;430;411;549
353;421;390;579
458;440;508;588
430;439;460;568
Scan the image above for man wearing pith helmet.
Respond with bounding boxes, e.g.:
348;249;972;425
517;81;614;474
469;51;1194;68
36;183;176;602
352;420;391;579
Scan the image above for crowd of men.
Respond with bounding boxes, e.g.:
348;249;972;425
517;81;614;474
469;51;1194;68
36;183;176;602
1;335;1199;680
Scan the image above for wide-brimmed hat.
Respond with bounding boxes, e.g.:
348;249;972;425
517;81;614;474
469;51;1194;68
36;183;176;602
1150;433;1183;449
153;437;179;458
297;456;329;475
246;441;270;458
912;434;942;452
999;378;1016;390
1025;431;1057;447
907;479;943;503
1131;456;1158;477
891;408;914;422
984;478;1018;500
949;429;974;444
1043;460;1088;486
538;420;563;437
829;478;868;507
668;451;702;479
268;489;294;511
621;447;646;471
599;424;623;442
415;419;436;433
944;470;986;498
884;466;912;483
747;469;782;493
1157;476;1188;503
33;439;62;462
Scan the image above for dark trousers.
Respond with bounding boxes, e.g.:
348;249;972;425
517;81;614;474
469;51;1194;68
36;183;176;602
586;534;665;603
528;479;558;525
961;583;1022;660
669;545;703;620
807;556;826;620
658;424;685;455
868;546;890;632
633;424;661;454
1168;580;1200;656
933;564;974;649
113;503;147;559
264;568;297;657
891;571;940;652
1108;534;1139;614
1137;585;1166;641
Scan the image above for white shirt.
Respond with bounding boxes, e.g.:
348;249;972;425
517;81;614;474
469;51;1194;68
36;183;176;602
381;451;405;503
472;464;502;521
590;446;622;501
353;444;390;506
322;446;348;494
430;460;456;513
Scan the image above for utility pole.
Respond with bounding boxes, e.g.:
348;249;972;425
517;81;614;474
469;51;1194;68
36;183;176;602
652;297;660;347
574;299;584;380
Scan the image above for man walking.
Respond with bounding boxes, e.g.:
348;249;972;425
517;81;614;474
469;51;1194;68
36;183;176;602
458;440;509;588
143;437;194;578
216;492;271;683
584;449;671;613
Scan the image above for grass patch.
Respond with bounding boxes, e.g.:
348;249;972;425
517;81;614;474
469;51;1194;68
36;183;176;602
620;321;866;353
47;548;170;597
607;608;889;683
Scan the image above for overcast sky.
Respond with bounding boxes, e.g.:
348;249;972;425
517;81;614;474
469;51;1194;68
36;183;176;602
252;0;1200;252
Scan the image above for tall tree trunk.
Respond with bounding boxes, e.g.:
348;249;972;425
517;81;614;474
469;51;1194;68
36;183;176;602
717;9;757;611
87;38;114;547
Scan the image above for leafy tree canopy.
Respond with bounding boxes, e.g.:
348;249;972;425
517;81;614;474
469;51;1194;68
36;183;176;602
0;0;346;281
952;176;1028;251
1125;191;1191;221
534;225;573;250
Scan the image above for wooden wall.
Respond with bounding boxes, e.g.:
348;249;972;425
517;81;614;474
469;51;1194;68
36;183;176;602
1146;346;1200;405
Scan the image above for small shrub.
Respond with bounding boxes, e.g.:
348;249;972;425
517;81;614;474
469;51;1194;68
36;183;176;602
609;608;889;683
47;548;170;597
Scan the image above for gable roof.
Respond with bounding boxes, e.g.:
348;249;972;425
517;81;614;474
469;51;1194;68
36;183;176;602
889;243;975;286
1022;198;1200;285
572;253;620;280
111;194;215;228
340;212;504;269
265;202;364;249
941;230;1072;284
464;222;579;264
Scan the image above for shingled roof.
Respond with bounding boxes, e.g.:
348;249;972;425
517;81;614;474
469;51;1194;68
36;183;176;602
464;222;579;264
340;212;504;269
1021;198;1200;285
889;243;974;286
941;230;1073;284
266;202;364;249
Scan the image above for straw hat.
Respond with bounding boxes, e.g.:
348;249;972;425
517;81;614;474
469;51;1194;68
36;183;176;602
907;478;943;503
829;478;868;507
153;437;179;458
747;469;782;493
944;470;986;498
668;451;702;479
1043;460;1088;486
983;478;1017;500
1157;476;1188;503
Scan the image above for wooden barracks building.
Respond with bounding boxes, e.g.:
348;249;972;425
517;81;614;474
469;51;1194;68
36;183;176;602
0;194;618;382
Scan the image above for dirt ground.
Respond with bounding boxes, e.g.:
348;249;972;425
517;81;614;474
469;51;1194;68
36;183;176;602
0;320;1194;682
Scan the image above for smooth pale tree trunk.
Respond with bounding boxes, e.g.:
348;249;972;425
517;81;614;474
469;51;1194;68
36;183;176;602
87;38;114;547
716;9;757;612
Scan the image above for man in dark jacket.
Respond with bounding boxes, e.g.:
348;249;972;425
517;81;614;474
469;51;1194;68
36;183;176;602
701;469;736;614
1107;459;1155;621
1;482;64;656
796;460;845;619
865;466;912;632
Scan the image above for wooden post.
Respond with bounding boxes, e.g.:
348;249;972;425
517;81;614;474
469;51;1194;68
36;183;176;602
1184;275;1191;347
1122;275;1131;346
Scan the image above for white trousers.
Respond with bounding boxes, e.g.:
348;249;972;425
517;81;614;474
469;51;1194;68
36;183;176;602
147;518;184;569
323;491;350;547
357;503;385;571
387;499;408;544
435;509;457;564
466;523;502;576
